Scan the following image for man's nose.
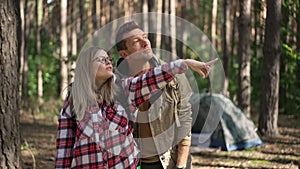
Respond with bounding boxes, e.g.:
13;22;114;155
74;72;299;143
141;39;148;48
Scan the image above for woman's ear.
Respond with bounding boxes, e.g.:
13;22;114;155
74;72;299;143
118;50;127;58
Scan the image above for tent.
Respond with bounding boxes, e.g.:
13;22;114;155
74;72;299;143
189;93;263;151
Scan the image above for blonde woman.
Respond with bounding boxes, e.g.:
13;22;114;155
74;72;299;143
55;47;217;169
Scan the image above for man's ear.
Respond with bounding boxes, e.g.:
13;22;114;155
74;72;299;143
118;50;128;58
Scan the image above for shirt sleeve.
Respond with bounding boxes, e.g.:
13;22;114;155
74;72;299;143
175;73;193;145
122;59;188;107
55;100;76;169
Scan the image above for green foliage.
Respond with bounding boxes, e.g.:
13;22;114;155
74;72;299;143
280;43;300;114
27;29;60;99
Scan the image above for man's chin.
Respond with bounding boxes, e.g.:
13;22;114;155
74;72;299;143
143;52;153;60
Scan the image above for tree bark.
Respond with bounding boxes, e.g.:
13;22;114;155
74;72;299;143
156;0;163;58
148;0;156;48
36;0;43;104
279;0;290;113
78;0;85;47
70;0;77;82
222;0;231;96
259;0;281;136
238;0;251;117
211;0;218;48
176;0;185;59
161;0;171;61
253;0;262;58
22;0;33;108
60;0;68;99
230;0;238;59
0;0;21;168
297;0;300;89
20;0;25;97
170;0;176;60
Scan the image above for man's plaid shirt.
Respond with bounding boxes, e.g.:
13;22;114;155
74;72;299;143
55;60;187;169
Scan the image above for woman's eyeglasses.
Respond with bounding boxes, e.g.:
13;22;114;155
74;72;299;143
97;57;113;64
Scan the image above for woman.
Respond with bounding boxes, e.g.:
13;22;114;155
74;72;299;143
55;47;217;169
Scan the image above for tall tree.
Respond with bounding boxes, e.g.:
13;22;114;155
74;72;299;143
279;0;290;113
156;0;163;58
87;0;93;38
222;0;232;96
22;0;34;108
259;0;281;136
297;0;300;89
60;0;68;99
142;0;148;32
36;0;43;103
176;0;186;59
238;0;251;117
170;0;176;60
70;0;78;82
161;0;172;61
211;0;218;48
0;0;21;168
253;0;263;58
20;0;25;96
148;0;156;48
230;0;238;59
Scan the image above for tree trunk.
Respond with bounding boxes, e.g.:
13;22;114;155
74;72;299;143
176;0;185;59
124;0;130;18
238;0;251;117
60;0;68;99
78;0;85;47
142;0;148;32
22;0;33;108
87;0;93;38
92;0;98;29
161;0;171;60
148;0;156;48
253;0;262;58
170;0;176;60
70;0;77;82
230;0;238;59
259;0;281;136
297;0;300;89
20;0;25;97
36;0;43;104
222;0;231;96
211;0;218;48
279;0;290;113
156;0;163;58
0;0;21;168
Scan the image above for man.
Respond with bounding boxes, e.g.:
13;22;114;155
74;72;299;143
115;21;193;169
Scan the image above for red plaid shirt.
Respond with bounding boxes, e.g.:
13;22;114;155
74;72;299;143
55;60;187;169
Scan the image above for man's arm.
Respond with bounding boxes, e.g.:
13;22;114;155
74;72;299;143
175;74;193;168
177;138;191;168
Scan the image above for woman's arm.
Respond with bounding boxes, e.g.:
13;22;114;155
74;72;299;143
55;98;76;169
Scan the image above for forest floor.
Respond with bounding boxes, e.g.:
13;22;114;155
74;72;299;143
20;113;300;169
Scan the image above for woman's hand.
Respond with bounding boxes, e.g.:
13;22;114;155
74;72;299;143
183;58;218;78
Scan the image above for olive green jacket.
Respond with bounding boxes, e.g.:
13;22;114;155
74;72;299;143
115;56;193;169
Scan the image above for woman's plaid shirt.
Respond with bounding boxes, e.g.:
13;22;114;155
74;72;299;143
55;60;187;169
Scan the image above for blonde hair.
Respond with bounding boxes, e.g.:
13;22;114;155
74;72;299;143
72;47;117;120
